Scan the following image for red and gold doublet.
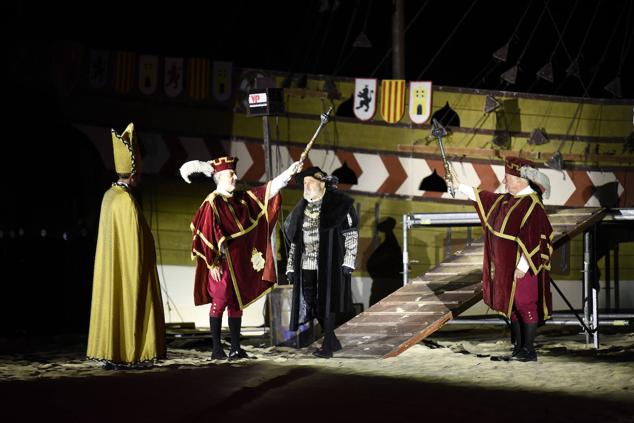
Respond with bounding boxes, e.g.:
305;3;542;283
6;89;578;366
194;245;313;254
190;183;281;309
473;189;554;320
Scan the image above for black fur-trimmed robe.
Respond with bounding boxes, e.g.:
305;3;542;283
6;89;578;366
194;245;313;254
283;189;358;331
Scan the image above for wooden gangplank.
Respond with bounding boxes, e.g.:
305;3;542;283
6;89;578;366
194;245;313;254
335;207;607;358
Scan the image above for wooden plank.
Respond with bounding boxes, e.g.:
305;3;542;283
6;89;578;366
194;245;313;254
337;335;411;358
552;208;607;249
339;319;441;331
382;312;453;358
381;294;475;303
334;206;602;359
341;312;446;325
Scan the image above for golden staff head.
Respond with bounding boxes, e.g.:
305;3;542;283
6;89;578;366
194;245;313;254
299;107;333;164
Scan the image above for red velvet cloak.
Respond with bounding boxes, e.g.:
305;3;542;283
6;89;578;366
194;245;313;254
473;189;553;319
190;182;281;309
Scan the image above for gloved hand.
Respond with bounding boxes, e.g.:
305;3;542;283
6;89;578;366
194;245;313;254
286;271;295;284
342;266;354;276
271;161;304;195
279;161;302;184
179;160;214;183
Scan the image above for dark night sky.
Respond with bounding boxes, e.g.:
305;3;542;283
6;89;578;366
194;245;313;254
6;1;632;99
85;0;634;100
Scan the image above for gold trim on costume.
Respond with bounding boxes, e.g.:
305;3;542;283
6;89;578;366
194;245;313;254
521;197;538;229
224;248;243;309
215;207;269;262
224;247;274;310
474;189;553;276
247;189;266;212
192;247;219;270
226;202;245;232
263;181;272;223
500;196;527;233
507;279;518;318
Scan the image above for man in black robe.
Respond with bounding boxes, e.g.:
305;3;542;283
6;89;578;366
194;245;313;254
283;167;359;358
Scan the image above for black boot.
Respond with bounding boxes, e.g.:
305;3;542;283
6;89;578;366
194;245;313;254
210;317;227;360
313;313;341;359
327;313;342;352
228;317;251;360
512;323;538;362
510;319;523;357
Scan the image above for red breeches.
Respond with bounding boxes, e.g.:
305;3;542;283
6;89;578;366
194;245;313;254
511;272;539;323
209;300;243;318
207;260;243;318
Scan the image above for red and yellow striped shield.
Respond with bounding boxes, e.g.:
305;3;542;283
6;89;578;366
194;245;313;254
114;51;136;95
187;58;210;101
380;79;406;124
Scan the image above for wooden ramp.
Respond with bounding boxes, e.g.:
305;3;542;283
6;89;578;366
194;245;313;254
335;207;607;358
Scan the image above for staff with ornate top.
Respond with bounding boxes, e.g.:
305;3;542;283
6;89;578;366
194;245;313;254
431;118;455;198
299;106;333;165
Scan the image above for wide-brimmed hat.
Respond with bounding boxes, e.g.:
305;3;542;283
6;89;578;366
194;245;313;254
294;166;338;186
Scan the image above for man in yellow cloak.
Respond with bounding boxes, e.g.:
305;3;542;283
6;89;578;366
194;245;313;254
87;123;166;368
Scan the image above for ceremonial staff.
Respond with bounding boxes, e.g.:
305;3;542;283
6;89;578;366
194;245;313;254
431;118;455;198
299;107;333;165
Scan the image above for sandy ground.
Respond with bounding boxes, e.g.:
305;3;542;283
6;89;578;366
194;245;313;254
1;326;633;422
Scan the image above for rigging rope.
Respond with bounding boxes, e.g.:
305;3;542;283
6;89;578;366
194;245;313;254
369;0;431;77
553;0;601;95
333;1;360;74
514;0;550;66
545;0;578;64
313;5;337;73
415;0;478;79
615;0;633;77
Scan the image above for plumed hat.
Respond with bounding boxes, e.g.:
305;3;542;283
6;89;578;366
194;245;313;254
505;156;551;199
504;156;535;177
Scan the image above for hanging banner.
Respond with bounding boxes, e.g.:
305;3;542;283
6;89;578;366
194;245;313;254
164;57;183;98
113;51;136;95
138;55;159;95
353;78;377;121
88;50;108;89
212;61;233;102
187;58;210;101
380;79;406;124
408;81;433;124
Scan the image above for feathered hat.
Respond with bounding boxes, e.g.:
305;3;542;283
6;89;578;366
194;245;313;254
505;156;551;199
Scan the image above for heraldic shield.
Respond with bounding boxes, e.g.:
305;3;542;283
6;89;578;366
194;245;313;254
353;78;377;121
213;61;233;102
409;81;433;124
380;79;406;124
164;57;184;98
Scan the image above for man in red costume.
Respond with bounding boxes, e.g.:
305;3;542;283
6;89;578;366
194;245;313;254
180;157;300;360
450;156;553;361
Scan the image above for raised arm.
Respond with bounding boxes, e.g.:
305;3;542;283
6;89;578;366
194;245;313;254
269;161;302;199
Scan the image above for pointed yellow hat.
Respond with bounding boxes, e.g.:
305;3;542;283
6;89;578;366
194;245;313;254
111;123;141;175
